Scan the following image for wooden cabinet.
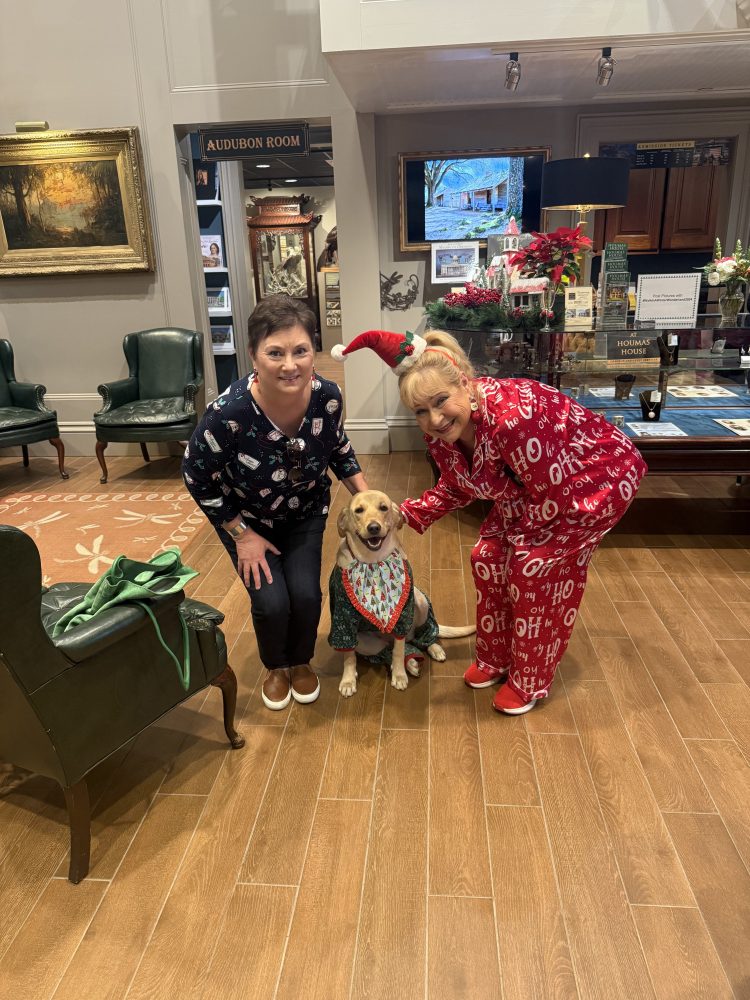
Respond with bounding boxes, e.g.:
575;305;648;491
593;164;726;254
597;168;666;252
662;165;721;250
247;196;321;327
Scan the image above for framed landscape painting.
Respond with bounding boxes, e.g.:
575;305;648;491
0;127;154;275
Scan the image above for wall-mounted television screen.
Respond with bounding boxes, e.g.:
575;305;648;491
398;147;549;252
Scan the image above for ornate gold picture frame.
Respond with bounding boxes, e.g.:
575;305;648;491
0;127;154;276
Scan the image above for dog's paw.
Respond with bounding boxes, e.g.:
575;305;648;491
406;657;421;677
391;671;409;691
427;642;446;662
339;677;358;697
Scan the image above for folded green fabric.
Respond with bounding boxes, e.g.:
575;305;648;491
52;548;199;689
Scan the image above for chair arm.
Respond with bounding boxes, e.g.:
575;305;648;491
9;381;53;414
53;590;184;664
180;597;224;631
96;376;139;413
183;374;204;415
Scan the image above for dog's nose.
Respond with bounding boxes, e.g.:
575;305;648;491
366;521;381;536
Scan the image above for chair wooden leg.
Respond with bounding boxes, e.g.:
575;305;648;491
22;444;29;467
95;440;109;484
63;779;91;884
211;665;245;749
140;442;150;463
49;436;70;480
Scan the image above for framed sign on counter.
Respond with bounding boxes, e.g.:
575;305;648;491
634;273;701;329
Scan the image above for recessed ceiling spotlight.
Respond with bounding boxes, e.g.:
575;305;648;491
597;47;614;87
505;52;521;92
256;163;271;169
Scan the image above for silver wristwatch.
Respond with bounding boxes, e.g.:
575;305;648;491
226;518;250;539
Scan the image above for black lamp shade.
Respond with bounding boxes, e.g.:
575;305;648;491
541;156;630;210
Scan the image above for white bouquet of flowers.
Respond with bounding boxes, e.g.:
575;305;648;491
703;238;749;296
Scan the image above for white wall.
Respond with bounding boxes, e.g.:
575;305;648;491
321;0;739;52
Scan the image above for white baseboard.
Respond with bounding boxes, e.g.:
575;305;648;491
344;417;390;455
344;415;423;453
386;414;423;451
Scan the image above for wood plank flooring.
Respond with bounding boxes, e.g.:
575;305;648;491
1;452;750;998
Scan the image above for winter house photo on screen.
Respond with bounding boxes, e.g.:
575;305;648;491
424;157;527;241
398;148;547;251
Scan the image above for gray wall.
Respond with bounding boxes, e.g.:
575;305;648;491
0;0;349;454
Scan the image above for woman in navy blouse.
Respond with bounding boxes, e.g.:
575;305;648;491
183;295;368;711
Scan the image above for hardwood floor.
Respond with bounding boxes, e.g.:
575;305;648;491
1;451;750;999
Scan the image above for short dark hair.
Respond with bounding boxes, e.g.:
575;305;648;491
247;294;316;355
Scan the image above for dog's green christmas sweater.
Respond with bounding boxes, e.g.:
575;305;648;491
328;549;438;665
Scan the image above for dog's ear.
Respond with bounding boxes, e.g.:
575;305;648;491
337;507;349;538
391;501;405;529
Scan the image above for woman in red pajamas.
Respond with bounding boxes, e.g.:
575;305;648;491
333;329;647;716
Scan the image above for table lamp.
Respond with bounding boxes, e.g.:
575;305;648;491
540;155;630;232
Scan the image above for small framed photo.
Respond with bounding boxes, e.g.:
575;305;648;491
194;162;218;201
206;285;231;311
201;234;224;269
211;323;234;354
431;241;480;285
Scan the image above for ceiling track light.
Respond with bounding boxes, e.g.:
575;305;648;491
597;46;614;87
505;52;521;92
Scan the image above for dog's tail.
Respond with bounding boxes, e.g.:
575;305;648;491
438;624;476;638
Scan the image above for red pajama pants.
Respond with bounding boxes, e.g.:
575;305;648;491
470;511;622;702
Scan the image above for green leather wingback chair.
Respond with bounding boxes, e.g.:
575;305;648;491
0;339;68;479
0;525;243;883
93;328;204;484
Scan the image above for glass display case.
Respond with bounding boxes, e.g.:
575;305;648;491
429;320;750;474
247;196;321;334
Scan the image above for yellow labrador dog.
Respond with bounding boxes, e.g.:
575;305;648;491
330;489;475;697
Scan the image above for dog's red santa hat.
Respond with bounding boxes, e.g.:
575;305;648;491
331;329;427;375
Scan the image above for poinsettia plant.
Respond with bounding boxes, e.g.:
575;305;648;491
506;226;592;292
703;238;749;297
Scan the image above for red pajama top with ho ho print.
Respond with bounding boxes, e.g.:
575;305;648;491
401;377;646;543
400;378;647;703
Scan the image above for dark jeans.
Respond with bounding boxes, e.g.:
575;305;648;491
218;516;326;670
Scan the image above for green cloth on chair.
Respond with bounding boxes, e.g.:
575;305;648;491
52;549;198;635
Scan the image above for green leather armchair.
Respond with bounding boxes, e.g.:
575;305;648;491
93;328;204;484
0;525;243;883
0;339;68;479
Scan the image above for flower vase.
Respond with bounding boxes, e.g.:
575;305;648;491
718;289;745;328
540;284;557;333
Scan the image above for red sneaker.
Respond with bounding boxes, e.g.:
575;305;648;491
463;661;509;689
492;684;537;715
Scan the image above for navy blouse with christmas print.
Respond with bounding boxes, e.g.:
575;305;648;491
182;373;361;529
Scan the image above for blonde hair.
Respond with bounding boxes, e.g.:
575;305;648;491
398;330;474;409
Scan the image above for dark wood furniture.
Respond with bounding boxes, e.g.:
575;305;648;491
594;165;727;254
247;196;321;332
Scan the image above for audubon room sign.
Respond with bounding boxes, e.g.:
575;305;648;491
198;124;310;161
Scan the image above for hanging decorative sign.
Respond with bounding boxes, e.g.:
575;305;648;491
198;124;310;161
599;138;732;169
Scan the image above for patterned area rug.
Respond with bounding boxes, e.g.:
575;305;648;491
0;487;203;585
